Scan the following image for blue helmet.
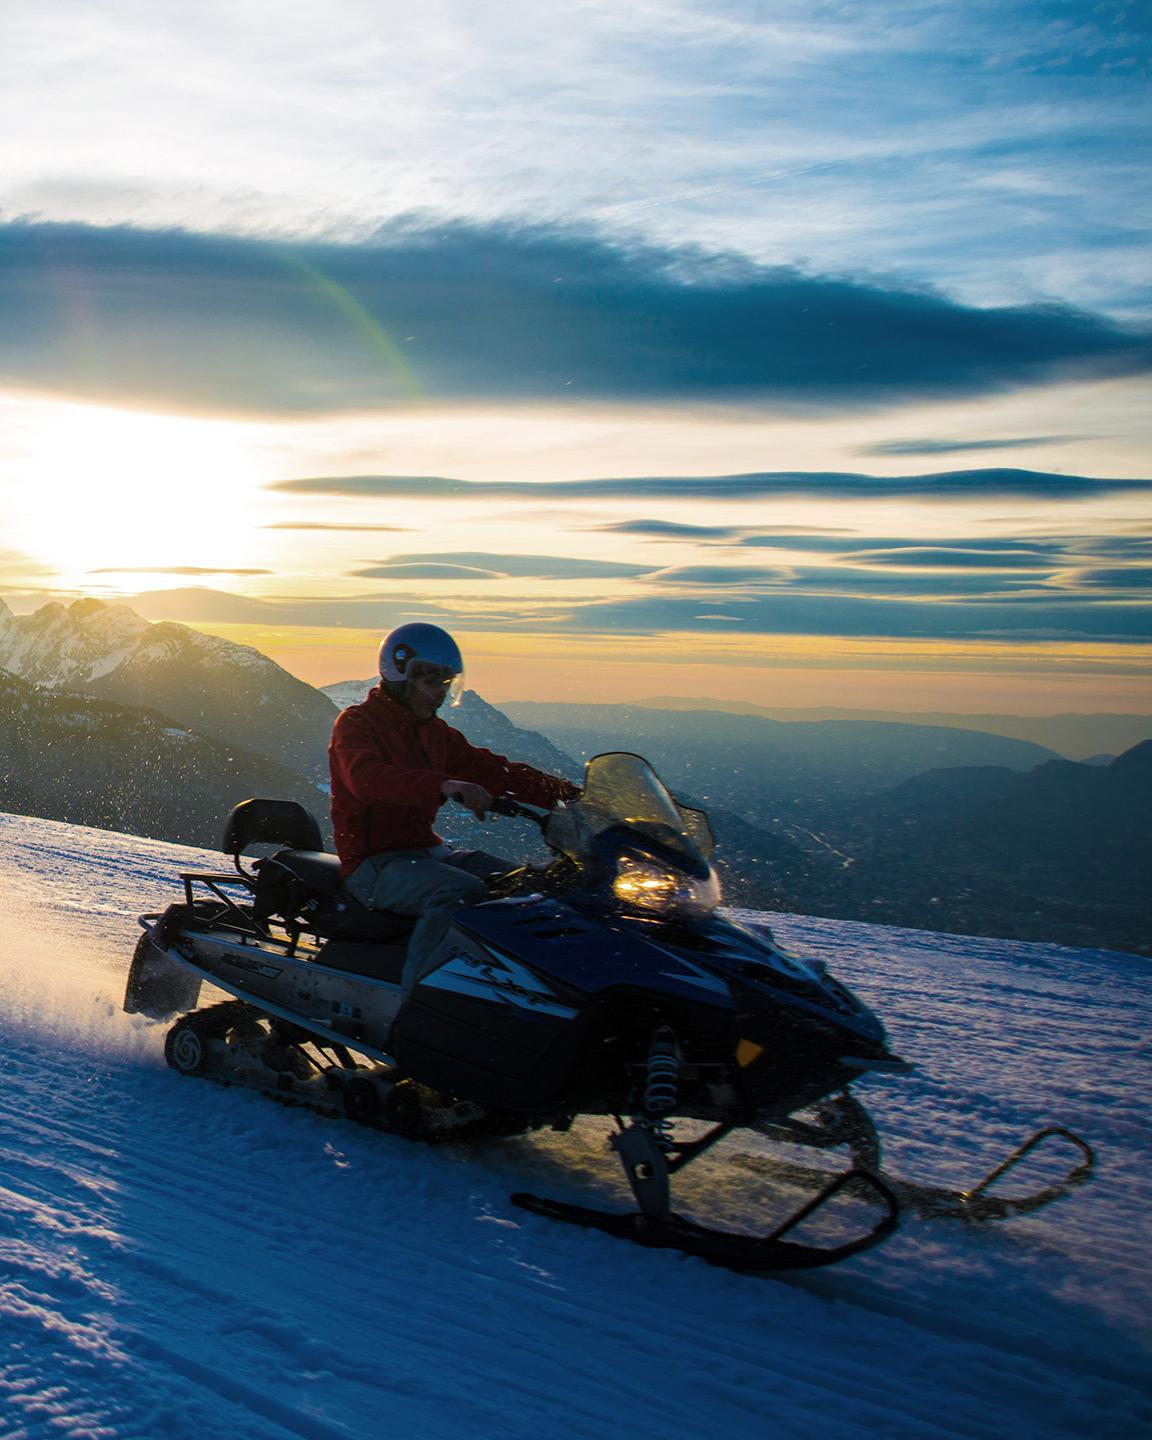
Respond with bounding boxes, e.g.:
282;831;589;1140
378;623;465;705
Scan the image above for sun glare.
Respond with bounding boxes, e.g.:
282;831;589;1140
10;404;265;583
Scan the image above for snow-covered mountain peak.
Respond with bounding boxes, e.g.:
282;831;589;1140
321;675;375;709
0;596;341;778
0;597;290;691
0;596;151;688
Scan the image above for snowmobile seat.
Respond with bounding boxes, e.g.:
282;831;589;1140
228;800;413;945
270;849;344;895
253;850;414;944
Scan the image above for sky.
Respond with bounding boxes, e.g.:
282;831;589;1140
1;0;1150;711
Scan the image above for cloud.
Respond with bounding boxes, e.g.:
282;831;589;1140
2;218;1149;415
352;552;654;580
120;586;463;628
563;590;1152;642
858;435;1085;456
1045;567;1152;591
263;522;411;532
1056;536;1152;556
273;467;1152;503
737;534;1060;554
640;565;795;587
586;520;858;540
4;0;1149;326
87;566;273;576
843;547;1063;569
738;536;1152;573
638;564;1050;599
349;563;505;580
585;520;751;540
784;569;1052;597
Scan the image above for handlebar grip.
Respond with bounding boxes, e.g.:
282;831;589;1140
489;795;527;818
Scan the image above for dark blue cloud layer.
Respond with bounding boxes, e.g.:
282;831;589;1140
2;218;1149;413
571;591;1152;641
859;435;1083;456
738;535;1076;555
273;468;1152;501
588;519;758;539
587;530;1152;558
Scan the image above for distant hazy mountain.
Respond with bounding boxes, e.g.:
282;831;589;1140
0;598;338;779
634;697;1152;761
500;701;1059;823
832;741;1152;955
0;670;326;849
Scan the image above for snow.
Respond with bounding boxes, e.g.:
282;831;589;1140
83;645;137;683
321;678;373;711
0;811;1148;1440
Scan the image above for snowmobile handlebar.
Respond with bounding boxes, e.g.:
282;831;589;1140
488;794;548;825
445;789;550;828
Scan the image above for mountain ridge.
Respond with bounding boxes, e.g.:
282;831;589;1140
610;696;1152;760
498;699;1060;819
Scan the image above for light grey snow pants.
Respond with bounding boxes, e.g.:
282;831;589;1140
345;844;514;992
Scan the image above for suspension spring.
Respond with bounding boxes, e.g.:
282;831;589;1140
644;1026;681;1117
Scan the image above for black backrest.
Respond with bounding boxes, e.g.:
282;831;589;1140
222;798;324;856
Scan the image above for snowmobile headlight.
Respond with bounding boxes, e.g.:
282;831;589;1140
611;852;720;916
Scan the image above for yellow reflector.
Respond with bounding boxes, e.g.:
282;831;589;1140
736;1039;764;1068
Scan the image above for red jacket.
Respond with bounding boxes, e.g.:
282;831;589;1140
329;686;578;875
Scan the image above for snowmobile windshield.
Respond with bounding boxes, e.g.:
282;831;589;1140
546;752;720;916
575;752;714;859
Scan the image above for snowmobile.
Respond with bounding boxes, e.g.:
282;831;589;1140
124;752;1094;1272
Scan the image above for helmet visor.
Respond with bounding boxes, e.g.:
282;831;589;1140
408;660;464;707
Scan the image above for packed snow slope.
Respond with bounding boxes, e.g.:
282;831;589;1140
0;812;1149;1440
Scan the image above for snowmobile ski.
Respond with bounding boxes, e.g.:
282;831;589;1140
513;1111;898;1272
730;1124;1095;1223
511;1167;900;1273
885;1126;1096;1222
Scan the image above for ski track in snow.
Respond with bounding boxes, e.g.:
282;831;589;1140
0;811;1148;1440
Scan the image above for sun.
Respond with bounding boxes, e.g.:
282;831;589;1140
10;402;266;583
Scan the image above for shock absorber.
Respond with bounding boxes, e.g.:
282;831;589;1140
643;1026;681;1148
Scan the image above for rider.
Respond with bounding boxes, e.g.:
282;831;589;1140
328;623;579;990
